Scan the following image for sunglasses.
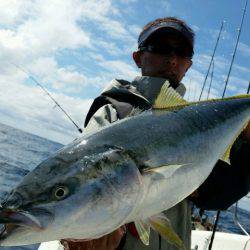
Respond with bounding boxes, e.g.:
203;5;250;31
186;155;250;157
139;44;193;58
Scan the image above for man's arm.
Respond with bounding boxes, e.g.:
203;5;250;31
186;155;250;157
61;226;126;250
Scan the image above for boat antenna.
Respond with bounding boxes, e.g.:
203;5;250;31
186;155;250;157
206;60;215;99
199;20;224;101
222;0;248;98
10;62;83;134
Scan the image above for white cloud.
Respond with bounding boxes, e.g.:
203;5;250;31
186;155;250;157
80;0;118;19
28;57;58;78
0;0;91;59
208;26;231;42
0;0;33;26
192;54;210;72
85;75;112;89
16;1;91;54
233;64;250;75
238;42;250;57
52;68;86;93
99;59;139;79
119;0;137;3
183;68;204;101
101;18;129;39
212;56;229;72
160;0;171;12
0;29;25;50
57;68;86;86
78;0;136;44
191;25;200;32
94;39;124;56
0;0;93;106
222;75;248;94
11;57;87;94
128;24;141;37
0;78;92;144
86;51;139;80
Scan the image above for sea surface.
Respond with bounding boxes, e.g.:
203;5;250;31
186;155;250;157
0;122;249;250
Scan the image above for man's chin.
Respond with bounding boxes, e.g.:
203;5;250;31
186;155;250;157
154;73;179;89
145;70;179;87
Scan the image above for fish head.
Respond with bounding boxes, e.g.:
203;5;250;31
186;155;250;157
0;154;82;245
0;148;142;246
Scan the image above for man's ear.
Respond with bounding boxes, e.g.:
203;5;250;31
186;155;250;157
186;59;193;72
132;51;142;68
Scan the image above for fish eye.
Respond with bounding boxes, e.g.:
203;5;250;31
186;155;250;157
53;186;69;200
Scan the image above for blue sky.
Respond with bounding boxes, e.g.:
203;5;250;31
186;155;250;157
0;0;249;211
0;0;249;143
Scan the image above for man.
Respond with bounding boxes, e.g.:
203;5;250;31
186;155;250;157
63;17;250;250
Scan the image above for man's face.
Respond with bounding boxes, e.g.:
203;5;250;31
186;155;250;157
133;35;192;88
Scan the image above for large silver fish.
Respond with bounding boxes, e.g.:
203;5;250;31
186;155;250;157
0;82;250;248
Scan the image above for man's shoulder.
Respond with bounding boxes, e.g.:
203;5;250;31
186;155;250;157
84;79;150;128
101;79;150;106
102;79;138;96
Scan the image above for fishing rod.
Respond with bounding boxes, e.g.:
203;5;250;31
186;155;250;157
222;0;248;98
206;60;214;100
247;81;250;94
10;62;83;134
199;20;224;101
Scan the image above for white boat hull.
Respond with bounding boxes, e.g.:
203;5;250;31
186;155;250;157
191;230;250;250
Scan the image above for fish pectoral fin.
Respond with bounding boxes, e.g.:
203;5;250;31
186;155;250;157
149;213;185;250
220;144;232;164
220;121;249;164
142;164;188;180
153;80;188;109
134;213;185;249
134;220;151;245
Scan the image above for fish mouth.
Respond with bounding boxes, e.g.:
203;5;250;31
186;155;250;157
0;208;53;243
0;210;44;230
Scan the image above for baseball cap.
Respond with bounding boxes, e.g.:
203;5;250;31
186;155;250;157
138;20;194;58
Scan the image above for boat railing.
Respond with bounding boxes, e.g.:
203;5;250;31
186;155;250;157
233;197;250;236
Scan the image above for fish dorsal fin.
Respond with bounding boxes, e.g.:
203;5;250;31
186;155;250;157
153;81;188;109
149;213;185;250
220;121;249;164
153;82;250;110
134;220;151;245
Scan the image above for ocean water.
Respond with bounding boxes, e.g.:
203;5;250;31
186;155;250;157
0;122;249;250
0;123;62;250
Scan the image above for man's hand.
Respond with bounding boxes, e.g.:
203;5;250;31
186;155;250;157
61;226;126;250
